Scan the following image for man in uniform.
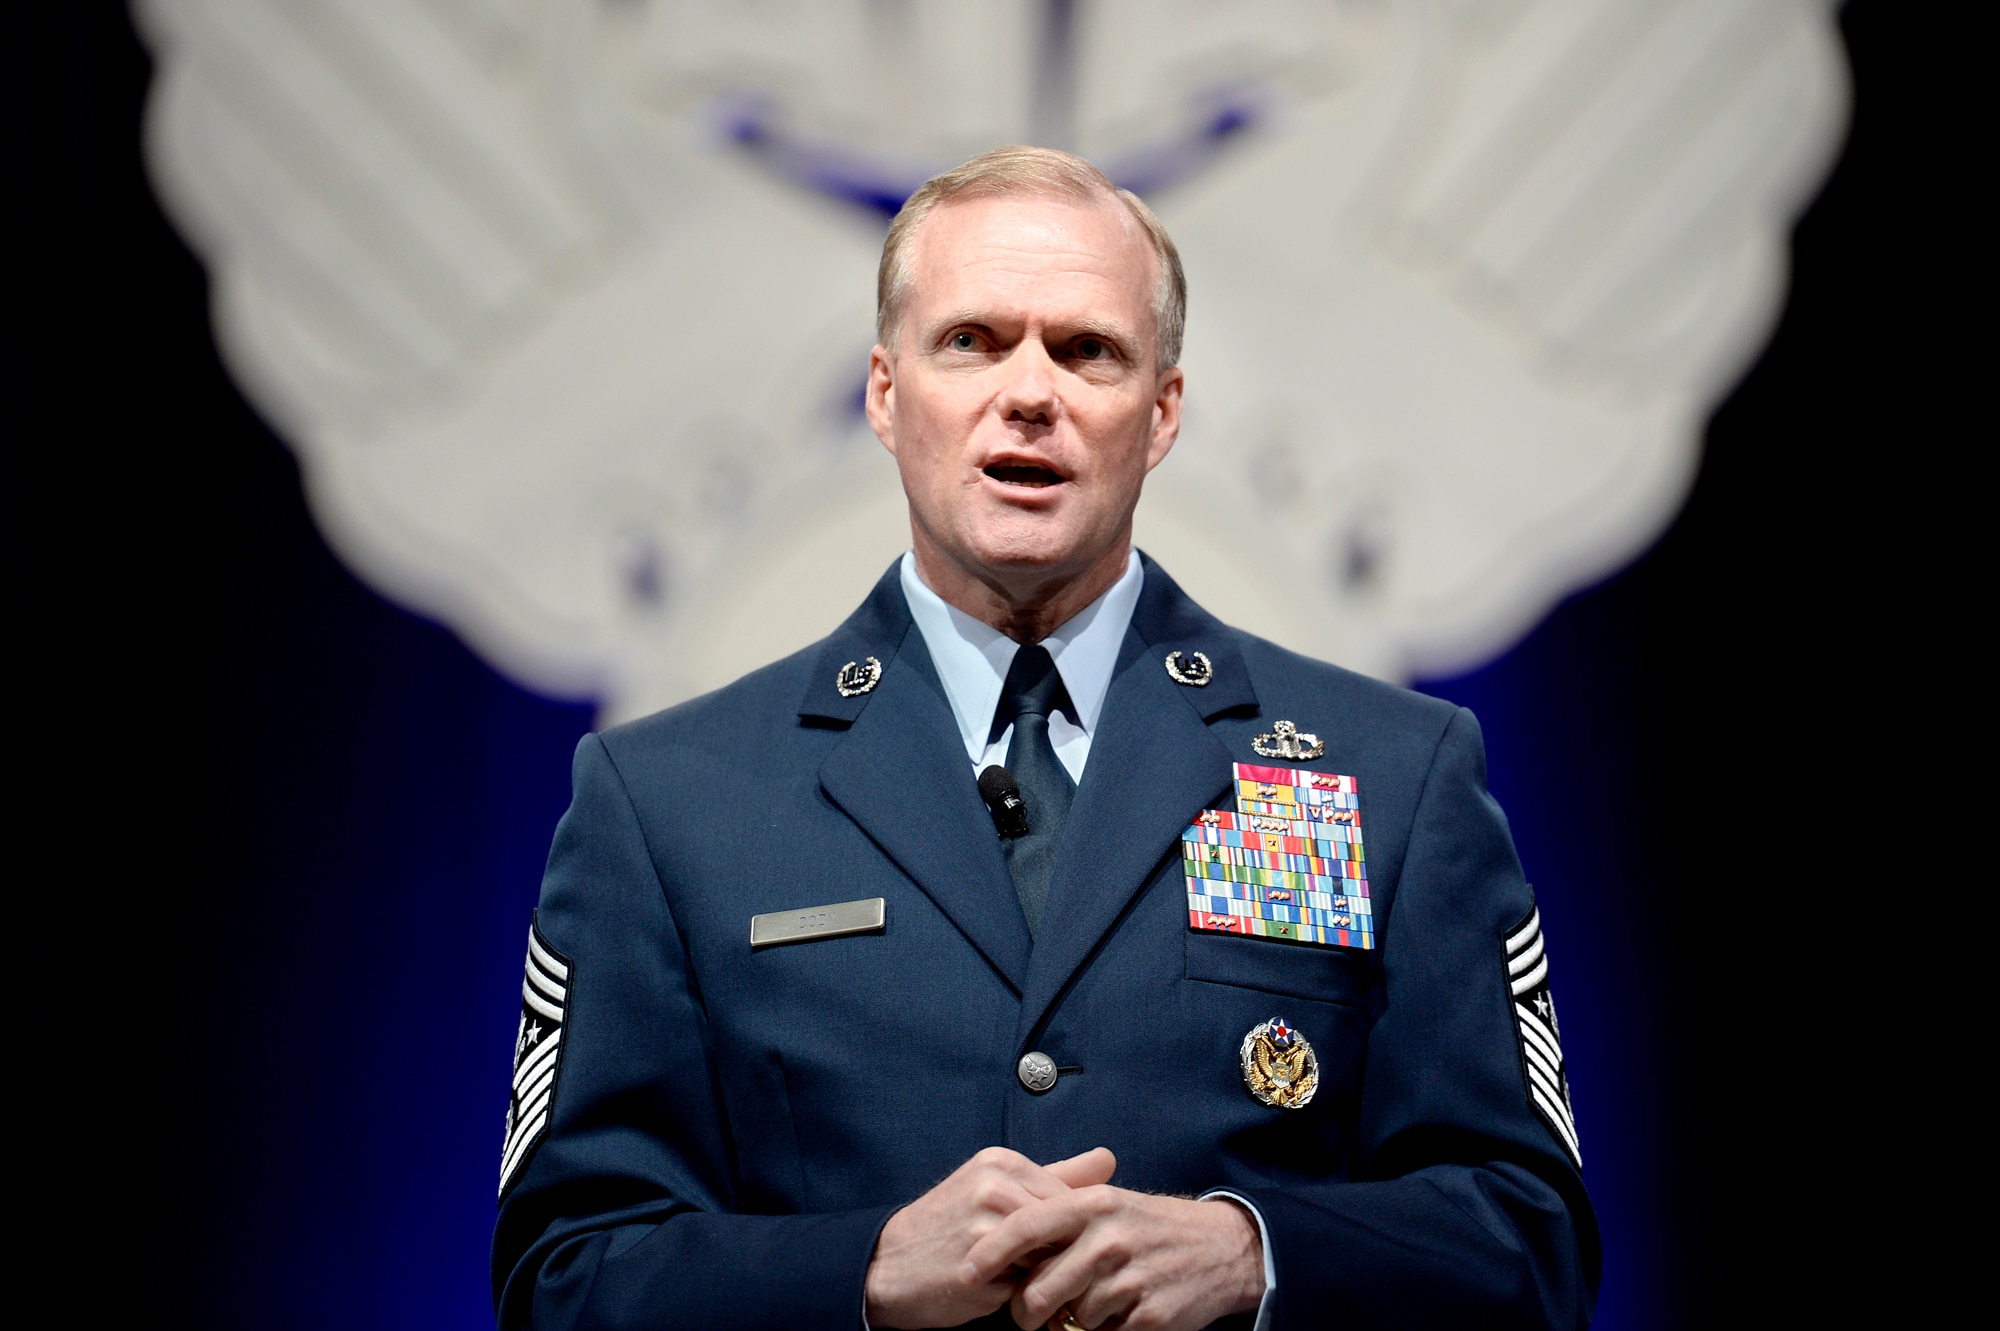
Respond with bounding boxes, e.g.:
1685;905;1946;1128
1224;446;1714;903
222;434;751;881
492;147;1597;1331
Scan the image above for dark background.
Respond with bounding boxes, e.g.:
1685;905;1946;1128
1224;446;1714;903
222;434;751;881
14;5;1932;1327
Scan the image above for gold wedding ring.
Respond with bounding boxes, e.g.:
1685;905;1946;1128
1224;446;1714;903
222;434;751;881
1060;1313;1087;1331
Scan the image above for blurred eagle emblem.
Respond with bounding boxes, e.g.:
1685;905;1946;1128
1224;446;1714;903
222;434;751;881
1241;1017;1320;1109
137;1;1848;723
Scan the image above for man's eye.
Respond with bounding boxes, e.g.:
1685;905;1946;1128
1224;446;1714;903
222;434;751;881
951;332;979;351
1076;338;1106;360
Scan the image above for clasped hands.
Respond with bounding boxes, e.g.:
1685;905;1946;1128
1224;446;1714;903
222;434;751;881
863;1146;1264;1330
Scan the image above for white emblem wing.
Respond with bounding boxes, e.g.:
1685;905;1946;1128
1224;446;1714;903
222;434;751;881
1142;0;1847;679
137;0;899;716
139;1;1848;717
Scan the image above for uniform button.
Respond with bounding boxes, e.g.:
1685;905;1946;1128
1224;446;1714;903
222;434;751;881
1017;1051;1058;1093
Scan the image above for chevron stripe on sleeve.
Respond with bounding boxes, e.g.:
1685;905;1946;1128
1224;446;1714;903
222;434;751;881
1506;907;1581;1169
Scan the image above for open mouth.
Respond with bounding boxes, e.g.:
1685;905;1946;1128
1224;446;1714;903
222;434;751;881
983;463;1064;488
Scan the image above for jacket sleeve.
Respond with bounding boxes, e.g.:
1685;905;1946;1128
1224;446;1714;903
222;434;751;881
1236;707;1601;1330
491;734;896;1331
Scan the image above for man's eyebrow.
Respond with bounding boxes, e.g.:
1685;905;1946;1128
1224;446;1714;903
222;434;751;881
1058;317;1138;347
922;308;1009;337
921;309;1139;348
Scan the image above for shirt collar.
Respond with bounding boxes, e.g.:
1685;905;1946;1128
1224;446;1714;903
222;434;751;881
901;548;1145;766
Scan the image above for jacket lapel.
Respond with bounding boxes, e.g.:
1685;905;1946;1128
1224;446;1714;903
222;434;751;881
1016;557;1259;1039
810;569;1031;993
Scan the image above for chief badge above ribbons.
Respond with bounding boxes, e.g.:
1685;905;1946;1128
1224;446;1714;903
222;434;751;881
1183;762;1372;949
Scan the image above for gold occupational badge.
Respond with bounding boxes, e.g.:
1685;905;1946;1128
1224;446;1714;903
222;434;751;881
1240;1017;1319;1109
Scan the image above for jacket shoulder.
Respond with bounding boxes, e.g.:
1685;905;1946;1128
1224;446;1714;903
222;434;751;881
592;558;911;779
1133;552;1458;745
594;642;823;771
1229;628;1461;741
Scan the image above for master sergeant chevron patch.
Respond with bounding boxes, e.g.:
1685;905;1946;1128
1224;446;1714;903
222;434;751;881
1506;905;1581;1169
499;916;571;1198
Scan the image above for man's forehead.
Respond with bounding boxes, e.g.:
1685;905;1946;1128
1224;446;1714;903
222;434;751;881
905;191;1155;319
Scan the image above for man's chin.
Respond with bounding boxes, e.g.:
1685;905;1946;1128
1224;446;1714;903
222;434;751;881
953;525;1120;587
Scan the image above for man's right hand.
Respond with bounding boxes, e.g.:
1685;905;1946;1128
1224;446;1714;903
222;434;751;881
864;1146;1117;1329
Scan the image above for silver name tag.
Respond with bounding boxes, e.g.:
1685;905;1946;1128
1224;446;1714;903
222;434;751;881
749;897;886;949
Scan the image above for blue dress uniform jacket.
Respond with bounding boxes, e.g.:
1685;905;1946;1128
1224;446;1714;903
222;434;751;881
492;556;1599;1330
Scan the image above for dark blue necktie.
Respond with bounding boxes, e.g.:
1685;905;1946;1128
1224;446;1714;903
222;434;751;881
992;644;1075;938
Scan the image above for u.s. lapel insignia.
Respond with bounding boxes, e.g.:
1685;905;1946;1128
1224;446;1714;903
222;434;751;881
1252;720;1325;761
835;656;882;697
1240;1017;1319;1109
1164;650;1213;686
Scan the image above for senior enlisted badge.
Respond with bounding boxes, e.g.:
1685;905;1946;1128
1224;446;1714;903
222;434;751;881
1241;1017;1319;1108
1183;762;1373;948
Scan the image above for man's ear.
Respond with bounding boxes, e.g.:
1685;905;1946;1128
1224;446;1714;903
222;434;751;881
865;345;897;457
1145;365;1185;473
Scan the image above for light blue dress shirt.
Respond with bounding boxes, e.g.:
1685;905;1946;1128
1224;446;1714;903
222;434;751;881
899;548;1142;783
898;548;1277;1331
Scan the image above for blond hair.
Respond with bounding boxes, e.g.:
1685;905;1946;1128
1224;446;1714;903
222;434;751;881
876;145;1187;369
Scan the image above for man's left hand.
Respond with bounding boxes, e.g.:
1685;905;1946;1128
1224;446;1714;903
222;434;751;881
962;1186;1265;1330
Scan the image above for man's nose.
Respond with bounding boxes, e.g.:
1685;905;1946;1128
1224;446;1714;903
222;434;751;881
995;338;1059;427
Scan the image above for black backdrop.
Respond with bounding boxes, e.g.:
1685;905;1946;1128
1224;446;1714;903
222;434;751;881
13;6;1937;1327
